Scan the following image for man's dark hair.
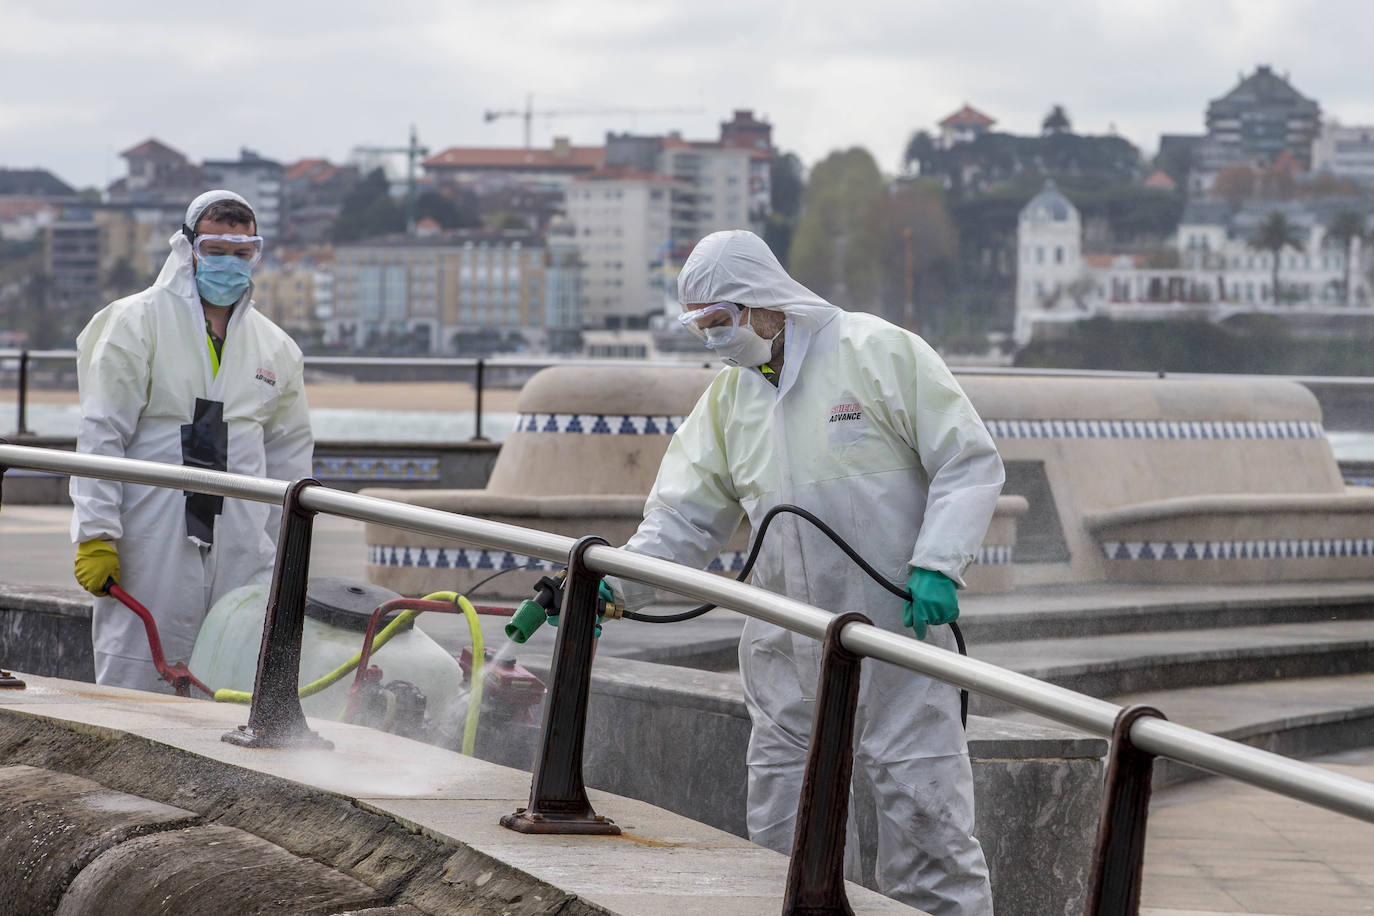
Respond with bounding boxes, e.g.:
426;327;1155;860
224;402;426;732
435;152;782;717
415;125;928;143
195;200;257;234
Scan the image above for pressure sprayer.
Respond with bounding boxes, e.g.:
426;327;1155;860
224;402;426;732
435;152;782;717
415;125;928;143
501;503;972;727
106;579;547;757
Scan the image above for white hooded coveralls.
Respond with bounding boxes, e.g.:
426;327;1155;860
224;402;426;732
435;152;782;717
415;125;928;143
70;192;313;691
620;231;1003;915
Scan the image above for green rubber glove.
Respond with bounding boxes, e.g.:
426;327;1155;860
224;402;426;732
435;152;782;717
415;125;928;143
902;568;958;640
75;540;119;596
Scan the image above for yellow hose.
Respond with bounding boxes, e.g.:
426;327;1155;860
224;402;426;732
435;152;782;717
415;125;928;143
456;594;484;756
212;591;488;756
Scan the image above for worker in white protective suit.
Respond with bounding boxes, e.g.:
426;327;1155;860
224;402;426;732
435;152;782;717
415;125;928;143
70;190;313;691
609;230;1003;914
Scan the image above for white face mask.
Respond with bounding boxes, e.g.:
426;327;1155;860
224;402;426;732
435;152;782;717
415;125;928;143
709;311;781;367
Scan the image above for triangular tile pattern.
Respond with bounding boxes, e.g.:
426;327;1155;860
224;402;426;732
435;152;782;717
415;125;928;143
365;544;1019;578
1099;538;1374;561
984;419;1325;441
313;456;441;482
515;413;690;435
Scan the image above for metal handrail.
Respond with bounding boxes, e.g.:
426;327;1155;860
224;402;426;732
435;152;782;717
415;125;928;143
3;441;1372;827
10;346;1374;382
9;347;1374;438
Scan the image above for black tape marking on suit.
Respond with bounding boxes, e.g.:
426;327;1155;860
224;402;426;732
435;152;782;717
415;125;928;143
181;397;228;544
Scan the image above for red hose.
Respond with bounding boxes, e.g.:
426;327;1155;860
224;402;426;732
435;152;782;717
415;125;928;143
105;583;215;698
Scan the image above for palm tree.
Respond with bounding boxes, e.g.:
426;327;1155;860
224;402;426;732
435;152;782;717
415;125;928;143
1325;210;1368;306
1249;211;1303;305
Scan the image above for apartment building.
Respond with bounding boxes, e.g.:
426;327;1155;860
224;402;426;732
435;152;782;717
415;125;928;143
328;229;580;354
203;149;284;240
564;166;688;329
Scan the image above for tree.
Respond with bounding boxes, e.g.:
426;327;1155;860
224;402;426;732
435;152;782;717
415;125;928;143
787;148;887;312
1325;210;1368;306
1211;165;1255;211
902;130;938;176
1041;105;1072;136
416;189;480;230
331;168;405;242
1153;142;1195;191
875;182;958;332
1249;211;1303;305
764;152;805;265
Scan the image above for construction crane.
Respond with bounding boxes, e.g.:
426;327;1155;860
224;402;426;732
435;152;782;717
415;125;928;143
484;94;703;148
352;125;429;234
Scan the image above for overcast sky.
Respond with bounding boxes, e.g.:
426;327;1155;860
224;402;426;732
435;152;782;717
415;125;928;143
3;0;1373;191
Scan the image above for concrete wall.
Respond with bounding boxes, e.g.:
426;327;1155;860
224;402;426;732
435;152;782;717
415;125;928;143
0;584;92;682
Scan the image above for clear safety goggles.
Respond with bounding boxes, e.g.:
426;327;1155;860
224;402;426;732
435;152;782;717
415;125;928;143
678;301;745;345
193;233;264;267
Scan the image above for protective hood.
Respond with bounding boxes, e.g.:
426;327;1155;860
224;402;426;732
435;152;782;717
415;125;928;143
154;189;255;302
678;230;839;336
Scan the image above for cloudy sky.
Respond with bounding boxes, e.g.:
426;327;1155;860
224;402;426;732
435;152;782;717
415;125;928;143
3;0;1373;190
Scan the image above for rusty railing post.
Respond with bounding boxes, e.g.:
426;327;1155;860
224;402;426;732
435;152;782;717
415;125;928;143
0;441;17;688
500;535;620;835
16;351;31;436
471;357;488;442
782;611;872;916
1085;704;1168;916
222;478;332;749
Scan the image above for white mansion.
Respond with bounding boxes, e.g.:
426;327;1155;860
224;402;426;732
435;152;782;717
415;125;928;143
1013;182;1372;346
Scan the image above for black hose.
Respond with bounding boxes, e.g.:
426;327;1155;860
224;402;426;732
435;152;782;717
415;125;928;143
464;562;548;598
621;503;970;727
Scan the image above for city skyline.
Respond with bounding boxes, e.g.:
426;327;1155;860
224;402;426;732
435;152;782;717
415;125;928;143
4;0;1374;190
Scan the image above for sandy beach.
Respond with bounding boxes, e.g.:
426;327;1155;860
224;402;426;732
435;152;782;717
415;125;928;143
1;381;525;413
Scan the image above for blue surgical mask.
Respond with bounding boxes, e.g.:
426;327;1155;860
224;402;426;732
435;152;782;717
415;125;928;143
195;255;253;306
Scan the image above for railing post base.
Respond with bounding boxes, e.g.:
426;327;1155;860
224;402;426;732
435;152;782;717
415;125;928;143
500;535;619;837
782;611;871;916
221;478;333;751
499;809;620;836
1085;704;1168;916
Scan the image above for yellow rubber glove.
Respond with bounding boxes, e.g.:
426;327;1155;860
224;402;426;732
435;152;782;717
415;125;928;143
74;540;119;596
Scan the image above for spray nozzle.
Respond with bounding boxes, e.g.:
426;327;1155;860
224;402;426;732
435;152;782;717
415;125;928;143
504;570;566;643
502;569;615;643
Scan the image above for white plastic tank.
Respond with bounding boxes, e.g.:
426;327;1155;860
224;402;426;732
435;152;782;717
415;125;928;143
189;578;467;733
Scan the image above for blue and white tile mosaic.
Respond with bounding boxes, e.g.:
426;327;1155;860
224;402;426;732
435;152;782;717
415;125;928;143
514;413;689;435
984;419;1325;441
369;545;1011;569
977;545;1014;565
314;456;441;482
366;545;750;572
1100;538;1374;561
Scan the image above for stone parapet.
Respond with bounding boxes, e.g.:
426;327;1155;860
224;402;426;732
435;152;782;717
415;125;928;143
0;675;914;915
362;365;1023;597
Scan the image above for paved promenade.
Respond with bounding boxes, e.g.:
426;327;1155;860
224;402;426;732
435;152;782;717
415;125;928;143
1143;747;1374;915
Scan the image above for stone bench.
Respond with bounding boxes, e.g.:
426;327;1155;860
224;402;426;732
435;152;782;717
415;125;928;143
961;375;1374;586
363;365;1024;598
